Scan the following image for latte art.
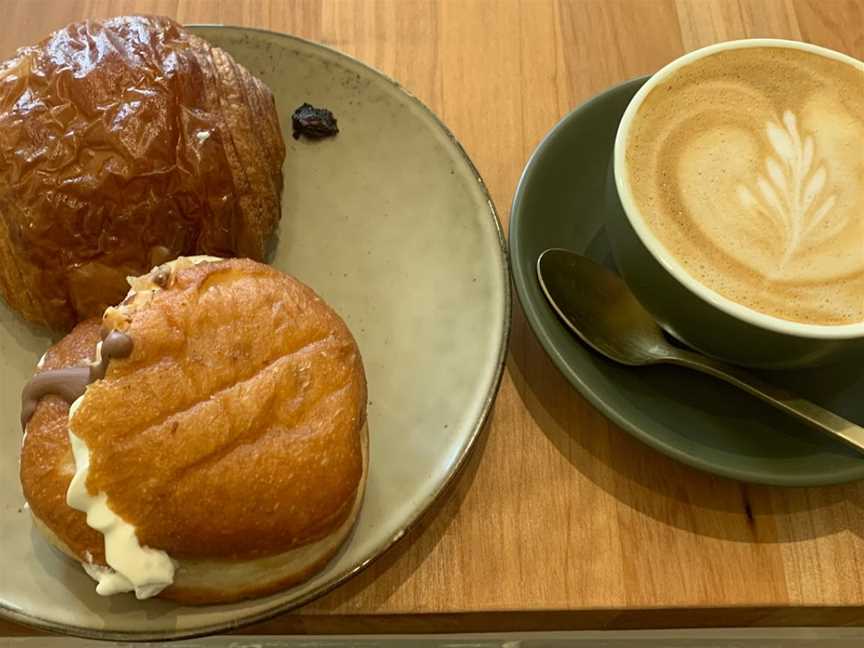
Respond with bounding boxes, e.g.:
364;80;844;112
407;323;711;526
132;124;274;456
737;110;838;270
626;46;864;325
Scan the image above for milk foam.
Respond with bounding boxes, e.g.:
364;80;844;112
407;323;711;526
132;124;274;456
626;46;864;325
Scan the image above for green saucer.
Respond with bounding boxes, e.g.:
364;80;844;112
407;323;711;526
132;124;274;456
510;77;864;487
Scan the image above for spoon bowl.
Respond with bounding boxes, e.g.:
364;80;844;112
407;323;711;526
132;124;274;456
537;248;864;456
538;248;674;366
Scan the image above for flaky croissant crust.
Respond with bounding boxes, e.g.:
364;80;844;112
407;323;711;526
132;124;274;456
0;15;285;330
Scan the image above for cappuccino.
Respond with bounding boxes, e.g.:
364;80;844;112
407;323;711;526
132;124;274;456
625;45;864;325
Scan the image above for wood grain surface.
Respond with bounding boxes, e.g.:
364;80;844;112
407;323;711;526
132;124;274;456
3;0;864;636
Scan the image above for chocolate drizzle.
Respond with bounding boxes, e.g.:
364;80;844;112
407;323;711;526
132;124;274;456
92;330;133;380
20;329;133;429
150;265;171;288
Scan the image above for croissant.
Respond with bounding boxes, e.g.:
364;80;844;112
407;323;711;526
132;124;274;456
0;15;285;330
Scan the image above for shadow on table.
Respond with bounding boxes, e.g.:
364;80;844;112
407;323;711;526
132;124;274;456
304;402;495;612
509;300;864;545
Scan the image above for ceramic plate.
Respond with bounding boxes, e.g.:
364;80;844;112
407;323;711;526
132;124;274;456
510;77;864;487
0;26;510;640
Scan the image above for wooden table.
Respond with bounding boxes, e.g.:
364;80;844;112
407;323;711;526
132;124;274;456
3;0;864;637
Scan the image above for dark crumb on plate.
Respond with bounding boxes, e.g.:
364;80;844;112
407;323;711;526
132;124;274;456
292;103;339;140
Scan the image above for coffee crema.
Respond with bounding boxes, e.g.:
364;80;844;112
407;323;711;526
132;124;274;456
626;46;864;325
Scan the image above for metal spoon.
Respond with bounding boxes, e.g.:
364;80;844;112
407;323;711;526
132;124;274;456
537;247;864;456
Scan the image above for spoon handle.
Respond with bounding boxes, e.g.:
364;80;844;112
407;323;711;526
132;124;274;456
667;351;864;456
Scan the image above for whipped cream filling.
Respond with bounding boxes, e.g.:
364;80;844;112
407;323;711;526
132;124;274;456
66;395;175;599
62;258;222;599
62;256;223;599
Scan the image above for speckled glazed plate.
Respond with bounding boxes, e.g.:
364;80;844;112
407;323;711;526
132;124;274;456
510;77;864;487
0;26;509;640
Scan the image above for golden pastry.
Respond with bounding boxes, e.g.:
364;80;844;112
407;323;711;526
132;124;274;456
20;257;367;604
0;16;285;330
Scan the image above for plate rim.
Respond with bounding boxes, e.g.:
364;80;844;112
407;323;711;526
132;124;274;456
1;24;511;641
509;75;864;488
